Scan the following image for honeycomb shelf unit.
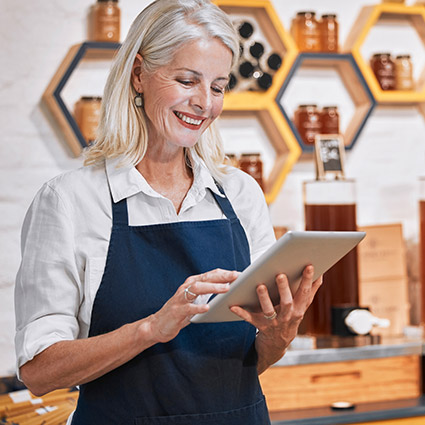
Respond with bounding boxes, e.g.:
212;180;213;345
214;0;300;204
42;41;120;156
276;53;376;154
344;3;425;104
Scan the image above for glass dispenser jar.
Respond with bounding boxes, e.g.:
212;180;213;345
320;106;339;134
302;179;359;335
74;96;102;143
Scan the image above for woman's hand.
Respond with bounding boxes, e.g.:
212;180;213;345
147;268;239;343
230;265;322;374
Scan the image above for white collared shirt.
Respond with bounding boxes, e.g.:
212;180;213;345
14;156;275;371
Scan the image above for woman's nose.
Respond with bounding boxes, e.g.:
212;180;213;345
190;86;211;113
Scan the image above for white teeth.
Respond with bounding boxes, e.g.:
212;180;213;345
175;112;202;125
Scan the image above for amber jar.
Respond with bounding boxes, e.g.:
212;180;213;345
74;96;102;143
92;0;120;42
320;14;339;53
395;54;414;91
370;53;396;90
320;106;339;134
291;12;321;52
239;153;264;190
294;105;322;145
225;153;239;168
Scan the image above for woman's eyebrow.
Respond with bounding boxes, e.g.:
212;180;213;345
175;68;229;82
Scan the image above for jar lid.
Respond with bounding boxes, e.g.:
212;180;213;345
322;105;338;109
97;0;118;2
296;11;316;17
372;53;391;57
81;96;102;101
299;104;318;108
396;54;411;59
322;14;337;18
241;152;261;157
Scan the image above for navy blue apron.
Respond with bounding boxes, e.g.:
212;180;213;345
71;187;270;425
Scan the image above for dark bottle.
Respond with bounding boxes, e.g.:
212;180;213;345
238;21;254;39
249;41;265;59
239;61;255;79
255;72;273;90
267;53;282;71
227;73;237;91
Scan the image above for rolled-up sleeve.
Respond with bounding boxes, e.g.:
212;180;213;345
15;183;82;372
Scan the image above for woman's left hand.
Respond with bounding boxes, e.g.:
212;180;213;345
229;265;322;373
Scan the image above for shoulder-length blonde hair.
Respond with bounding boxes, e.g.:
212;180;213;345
84;0;239;181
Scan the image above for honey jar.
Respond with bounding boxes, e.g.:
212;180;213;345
320;106;339;134
320;14;339;53
395;54;414;91
370;53;396;90
294;105;322;145
74;96;102;143
239;153;264;190
92;0;120;42
291;12;321;52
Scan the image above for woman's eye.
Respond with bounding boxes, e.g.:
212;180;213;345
212;86;224;94
177;79;193;86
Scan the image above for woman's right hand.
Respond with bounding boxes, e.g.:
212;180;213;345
147;268;238;343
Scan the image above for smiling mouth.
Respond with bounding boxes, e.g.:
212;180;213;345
174;111;205;127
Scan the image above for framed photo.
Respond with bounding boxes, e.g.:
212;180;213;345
314;134;345;180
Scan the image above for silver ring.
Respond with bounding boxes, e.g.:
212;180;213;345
184;286;197;302
264;311;277;320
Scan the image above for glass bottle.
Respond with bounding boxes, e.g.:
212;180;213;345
92;0;120;43
74;96;102;143
395;54;414;91
370;53;396;90
320;106;339;134
239;153;264;190
291;11;321;52
320;14;339;53
293;104;322;145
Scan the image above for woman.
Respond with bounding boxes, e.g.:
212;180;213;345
15;0;322;423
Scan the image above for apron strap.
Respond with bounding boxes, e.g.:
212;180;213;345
209;183;238;222
111;197;129;226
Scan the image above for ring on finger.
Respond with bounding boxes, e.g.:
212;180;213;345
264;311;277;320
184;285;197;302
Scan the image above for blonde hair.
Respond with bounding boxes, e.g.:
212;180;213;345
84;0;239;181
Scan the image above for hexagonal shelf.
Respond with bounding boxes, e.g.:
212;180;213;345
213;0;300;204
218;105;301;205
42;42;120;156
344;3;425;103
276;53;376;153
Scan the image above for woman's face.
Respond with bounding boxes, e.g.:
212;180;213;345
135;37;232;152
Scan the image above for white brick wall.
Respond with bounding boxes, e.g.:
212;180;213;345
2;0;424;376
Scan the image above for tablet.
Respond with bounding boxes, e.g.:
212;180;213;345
190;230;366;323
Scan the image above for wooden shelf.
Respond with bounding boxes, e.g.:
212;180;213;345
344;3;425;103
42;42;120;156
277;53;376;153
214;0;300;204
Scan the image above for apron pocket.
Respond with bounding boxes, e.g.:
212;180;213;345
134;396;270;425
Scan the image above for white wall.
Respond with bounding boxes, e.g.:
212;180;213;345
1;0;424;376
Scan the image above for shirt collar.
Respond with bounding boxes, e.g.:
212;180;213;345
105;154;224;203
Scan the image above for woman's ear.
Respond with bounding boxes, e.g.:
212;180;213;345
131;53;144;92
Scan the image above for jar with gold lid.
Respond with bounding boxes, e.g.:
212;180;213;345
74;96;102;144
370;53;396;90
239;153;264;190
320;14;339;53
320;106;339;135
395;54;414;91
291;12;321;52
92;0;120;43
294;104;322;145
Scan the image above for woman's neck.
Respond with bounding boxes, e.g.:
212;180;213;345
136;146;193;214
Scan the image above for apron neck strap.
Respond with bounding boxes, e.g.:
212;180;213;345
209;182;238;221
111;196;129;226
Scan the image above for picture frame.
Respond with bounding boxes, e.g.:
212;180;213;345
314;134;345;180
